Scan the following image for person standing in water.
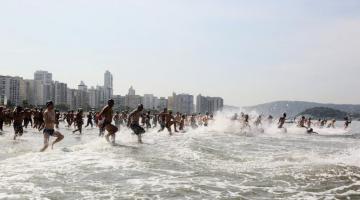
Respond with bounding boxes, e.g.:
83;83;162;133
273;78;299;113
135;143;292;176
278;113;287;129
127;104;145;143
98;99;118;144
40;101;64;152
85;112;94;128
13;106;24;140
344;116;351;129
73;109;84;134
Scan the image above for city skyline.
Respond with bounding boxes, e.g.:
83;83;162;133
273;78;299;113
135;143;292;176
1;1;360;106
0;70;224;114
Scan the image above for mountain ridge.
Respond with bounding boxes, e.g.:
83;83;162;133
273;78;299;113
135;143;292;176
244;101;360;118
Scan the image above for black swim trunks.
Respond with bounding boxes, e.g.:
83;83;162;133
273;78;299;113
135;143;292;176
13;123;23;135
43;128;55;136
130;123;145;135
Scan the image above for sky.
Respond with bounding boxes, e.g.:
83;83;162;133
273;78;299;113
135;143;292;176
0;0;359;107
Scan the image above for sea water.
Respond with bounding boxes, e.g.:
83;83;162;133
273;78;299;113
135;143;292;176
0;115;359;199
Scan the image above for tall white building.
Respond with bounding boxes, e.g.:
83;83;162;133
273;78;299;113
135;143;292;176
143;94;156;110
173;93;194;114
196;94;224;114
125;86;142;109
128;86;135;96
34;70;52;85
54;81;67;105
88;87;97;109
22;79;43;106
158;97;168;110
0;76;21;106
104;70;113;101
34;70;53;105
113;95;126;110
78;81;88;92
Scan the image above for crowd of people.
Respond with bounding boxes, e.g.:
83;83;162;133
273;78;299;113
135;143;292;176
0;99;214;151
231;112;352;134
0;99;353;152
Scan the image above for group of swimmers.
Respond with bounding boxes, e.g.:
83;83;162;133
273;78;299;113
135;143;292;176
0;100;354;151
0;99;215;151
231;112;352;134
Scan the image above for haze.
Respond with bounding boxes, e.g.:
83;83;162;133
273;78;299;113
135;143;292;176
1;0;360;106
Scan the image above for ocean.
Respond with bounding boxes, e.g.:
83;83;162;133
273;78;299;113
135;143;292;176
0;114;359;199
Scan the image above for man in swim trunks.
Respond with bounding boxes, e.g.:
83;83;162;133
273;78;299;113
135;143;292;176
99;99;118;144
127;104;145;143
40;101;64;152
278;113;287;129
73;109;84;134
13;106;24;140
85;112;94;128
344;116;351;129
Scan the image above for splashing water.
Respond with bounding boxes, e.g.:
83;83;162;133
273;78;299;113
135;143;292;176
0;113;359;199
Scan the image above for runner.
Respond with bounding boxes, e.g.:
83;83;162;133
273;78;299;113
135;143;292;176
12;106;24;140
40;101;64;152
98;99;118;144
127;104;145;143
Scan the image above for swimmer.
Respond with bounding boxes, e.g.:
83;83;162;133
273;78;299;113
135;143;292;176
344;116;351;129
127;104;145;143
72;109;84;134
40;101;64;152
98;99;118;144
278;113;286;129
12;106;24;140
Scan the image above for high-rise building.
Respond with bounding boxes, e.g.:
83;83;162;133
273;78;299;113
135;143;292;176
0;75;21;106
143;94;156;110
78;81;88;92
158;97;168;110
88;87;98;109
67;88;75;110
125;95;143;109
54;81;68;105
128;86;135;95
34;70;52;85
113;95;126;110
173;93;194;114
196;94;224;114
34;70;53;105
125;86;142;109
104;70;113;100
21;79;43;106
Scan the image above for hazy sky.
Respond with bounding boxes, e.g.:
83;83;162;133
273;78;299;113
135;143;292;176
1;0;360;107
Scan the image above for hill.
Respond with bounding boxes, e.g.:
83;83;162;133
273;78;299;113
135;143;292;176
296;107;360;120
244;101;360;118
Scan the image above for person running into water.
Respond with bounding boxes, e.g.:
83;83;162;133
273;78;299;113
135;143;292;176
127;104;146;143
85;112;94;128
298;116;306;128
144;111;152;129
113;111;121;130
152;113;158;127
344;116;351;129
13;106;24;140
158;108;177;135
40;101;64;152
73;109;84;134
23;108;32;128
55;110;61;129
98;99;118;144
278;113;287;132
327;119;336;128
